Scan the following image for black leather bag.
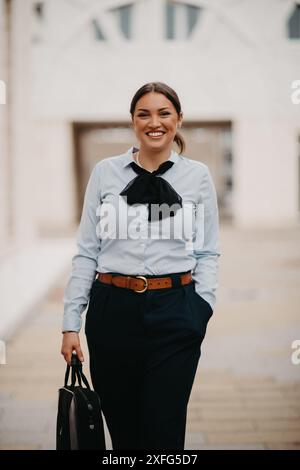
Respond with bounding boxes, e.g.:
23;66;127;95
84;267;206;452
56;353;106;450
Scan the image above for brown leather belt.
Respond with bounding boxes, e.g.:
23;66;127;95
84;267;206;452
96;271;192;293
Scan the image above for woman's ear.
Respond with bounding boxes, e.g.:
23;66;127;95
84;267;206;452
178;112;183;128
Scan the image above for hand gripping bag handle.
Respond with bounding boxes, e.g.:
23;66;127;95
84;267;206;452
64;353;91;389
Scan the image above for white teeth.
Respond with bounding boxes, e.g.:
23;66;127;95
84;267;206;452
147;132;164;136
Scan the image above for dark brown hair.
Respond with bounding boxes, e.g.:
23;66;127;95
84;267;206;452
130;82;185;154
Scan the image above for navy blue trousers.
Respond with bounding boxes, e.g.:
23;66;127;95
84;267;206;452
85;271;213;450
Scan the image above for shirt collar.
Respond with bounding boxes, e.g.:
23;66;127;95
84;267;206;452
122;146;180;168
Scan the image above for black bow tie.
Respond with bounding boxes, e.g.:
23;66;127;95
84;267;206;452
120;160;182;222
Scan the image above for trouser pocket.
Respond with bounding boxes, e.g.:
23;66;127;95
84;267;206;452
183;282;213;341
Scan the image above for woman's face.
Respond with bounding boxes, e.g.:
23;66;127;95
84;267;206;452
132;92;183;152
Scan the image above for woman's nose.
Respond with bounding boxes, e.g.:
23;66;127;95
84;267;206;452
148;115;161;127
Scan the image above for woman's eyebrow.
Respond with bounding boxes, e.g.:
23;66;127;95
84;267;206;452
137;107;171;111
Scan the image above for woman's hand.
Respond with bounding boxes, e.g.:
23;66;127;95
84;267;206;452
61;332;84;365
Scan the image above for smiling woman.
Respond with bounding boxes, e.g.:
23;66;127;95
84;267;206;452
61;81;221;451
129;82;185;171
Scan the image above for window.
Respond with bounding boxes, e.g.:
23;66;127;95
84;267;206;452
32;1;44;44
166;1;201;40
110;3;134;39
288;4;300;39
116;4;133;39
91;18;106;41
33;1;44;20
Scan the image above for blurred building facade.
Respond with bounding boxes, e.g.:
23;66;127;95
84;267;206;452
1;0;300;251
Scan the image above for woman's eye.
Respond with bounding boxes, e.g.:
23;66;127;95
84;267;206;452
137;113;170;117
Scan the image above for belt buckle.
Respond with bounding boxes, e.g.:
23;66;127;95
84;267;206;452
134;275;148;293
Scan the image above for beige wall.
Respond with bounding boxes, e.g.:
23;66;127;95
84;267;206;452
0;0;9;249
2;0;77;252
32;120;76;236
1;0;300;254
233;118;299;226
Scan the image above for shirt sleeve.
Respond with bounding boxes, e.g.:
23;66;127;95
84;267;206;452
192;165;221;313
62;163;101;333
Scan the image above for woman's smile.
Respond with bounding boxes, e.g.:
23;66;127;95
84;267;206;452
146;131;166;139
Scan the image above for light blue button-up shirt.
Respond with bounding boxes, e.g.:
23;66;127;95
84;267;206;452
62;146;221;332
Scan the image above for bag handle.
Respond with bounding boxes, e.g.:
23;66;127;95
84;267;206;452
64;353;91;390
